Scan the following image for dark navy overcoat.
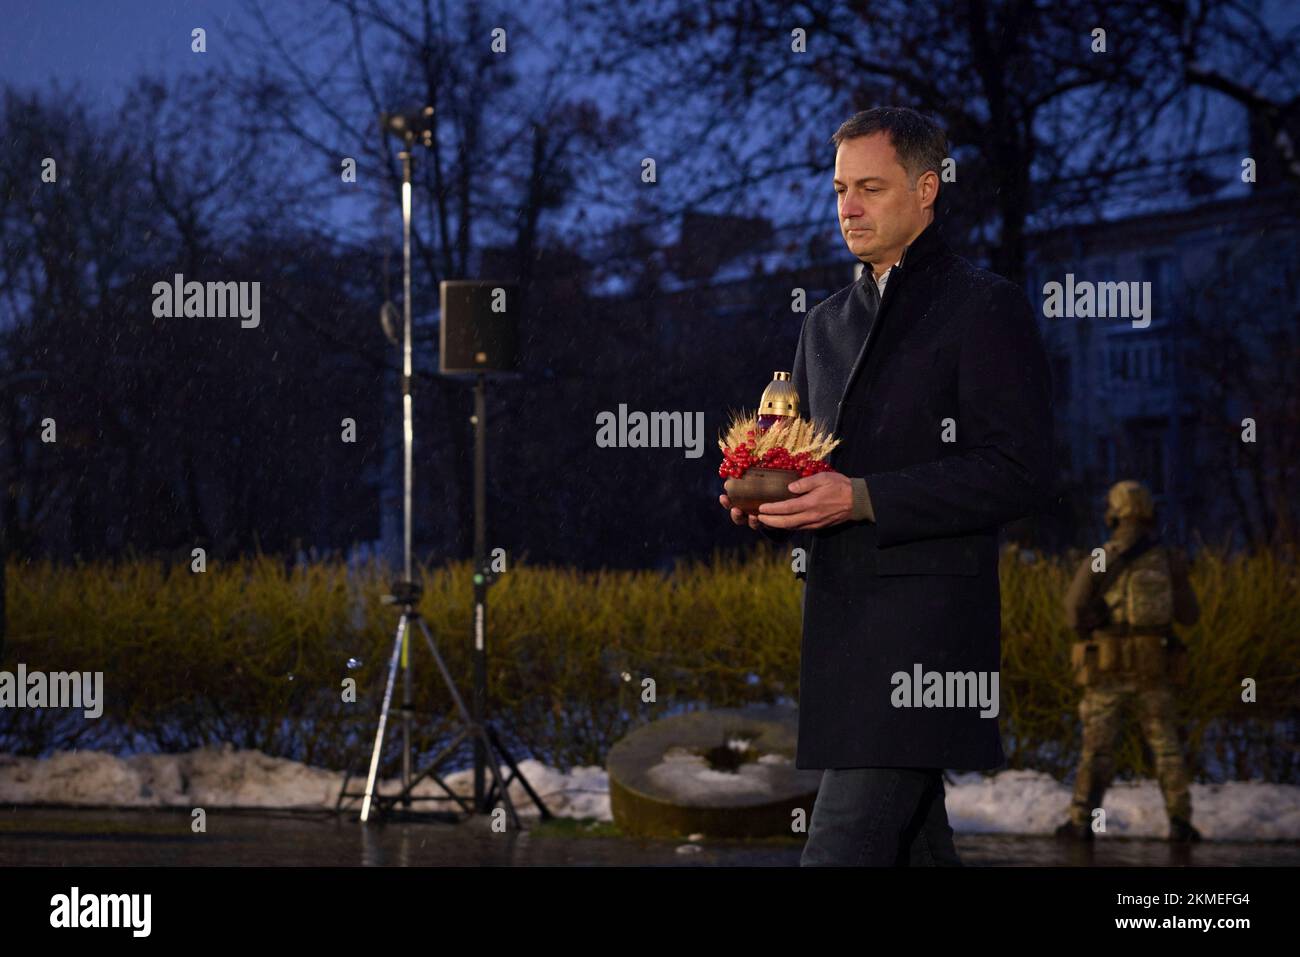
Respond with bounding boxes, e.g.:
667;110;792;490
766;220;1055;770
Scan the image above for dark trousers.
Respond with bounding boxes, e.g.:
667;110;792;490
800;767;962;866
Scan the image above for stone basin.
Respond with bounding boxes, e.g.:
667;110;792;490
607;703;820;839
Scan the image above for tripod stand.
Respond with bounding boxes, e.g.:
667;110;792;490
336;108;550;826
343;579;547;826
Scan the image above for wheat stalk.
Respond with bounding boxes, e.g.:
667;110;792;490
717;410;842;460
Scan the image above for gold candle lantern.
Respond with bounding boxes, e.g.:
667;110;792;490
757;371;799;431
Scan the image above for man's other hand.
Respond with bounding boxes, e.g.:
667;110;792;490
719;493;763;531
756;471;854;530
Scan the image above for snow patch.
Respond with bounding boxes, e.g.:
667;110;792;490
0;746;608;821
644;745;794;802
2;749;1298;840
942;768;1300;841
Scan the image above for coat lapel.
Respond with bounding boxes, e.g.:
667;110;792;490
830;222;947;437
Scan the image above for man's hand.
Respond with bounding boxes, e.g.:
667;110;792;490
756;471;854;530
719;493;764;530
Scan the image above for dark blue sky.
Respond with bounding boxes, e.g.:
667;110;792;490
0;0;637;256
3;0;1295;253
0;0;248;108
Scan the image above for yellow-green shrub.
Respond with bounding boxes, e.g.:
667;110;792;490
4;547;1297;781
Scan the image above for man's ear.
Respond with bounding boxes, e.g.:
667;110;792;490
916;170;939;210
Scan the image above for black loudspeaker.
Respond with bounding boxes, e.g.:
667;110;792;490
439;280;520;374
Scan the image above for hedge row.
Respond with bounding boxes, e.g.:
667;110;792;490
4;548;1298;781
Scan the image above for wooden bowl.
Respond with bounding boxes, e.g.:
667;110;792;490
723;467;800;514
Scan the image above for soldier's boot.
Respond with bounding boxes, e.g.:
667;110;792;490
1054;819;1094;842
1064;770;1112;843
1169;817;1202;843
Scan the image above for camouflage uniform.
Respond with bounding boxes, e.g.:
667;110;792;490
1060;481;1201;839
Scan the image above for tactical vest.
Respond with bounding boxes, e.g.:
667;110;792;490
1101;544;1174;631
1071;541;1188;688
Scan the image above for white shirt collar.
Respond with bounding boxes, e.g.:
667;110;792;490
869;261;899;296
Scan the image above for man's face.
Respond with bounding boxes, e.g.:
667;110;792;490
833;132;935;266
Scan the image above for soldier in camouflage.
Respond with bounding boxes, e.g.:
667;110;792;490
1057;480;1202;843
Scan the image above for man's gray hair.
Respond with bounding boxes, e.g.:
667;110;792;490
830;107;949;191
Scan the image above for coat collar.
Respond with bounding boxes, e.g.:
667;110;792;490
869;216;947;281
830;217;949;443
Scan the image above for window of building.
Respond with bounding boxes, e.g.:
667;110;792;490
1125;426;1166;494
1141;255;1171;316
1146;442;1166;493
1110;348;1125;381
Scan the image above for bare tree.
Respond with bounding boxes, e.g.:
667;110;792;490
564;0;1184;285
1155;0;1300;187
225;0;630;557
1178;226;1300;550
0;79;392;560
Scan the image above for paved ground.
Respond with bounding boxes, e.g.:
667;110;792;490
2;807;1299;866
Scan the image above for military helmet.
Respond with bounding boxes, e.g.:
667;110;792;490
1104;479;1155;525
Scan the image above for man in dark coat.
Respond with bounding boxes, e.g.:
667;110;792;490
720;107;1055;865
